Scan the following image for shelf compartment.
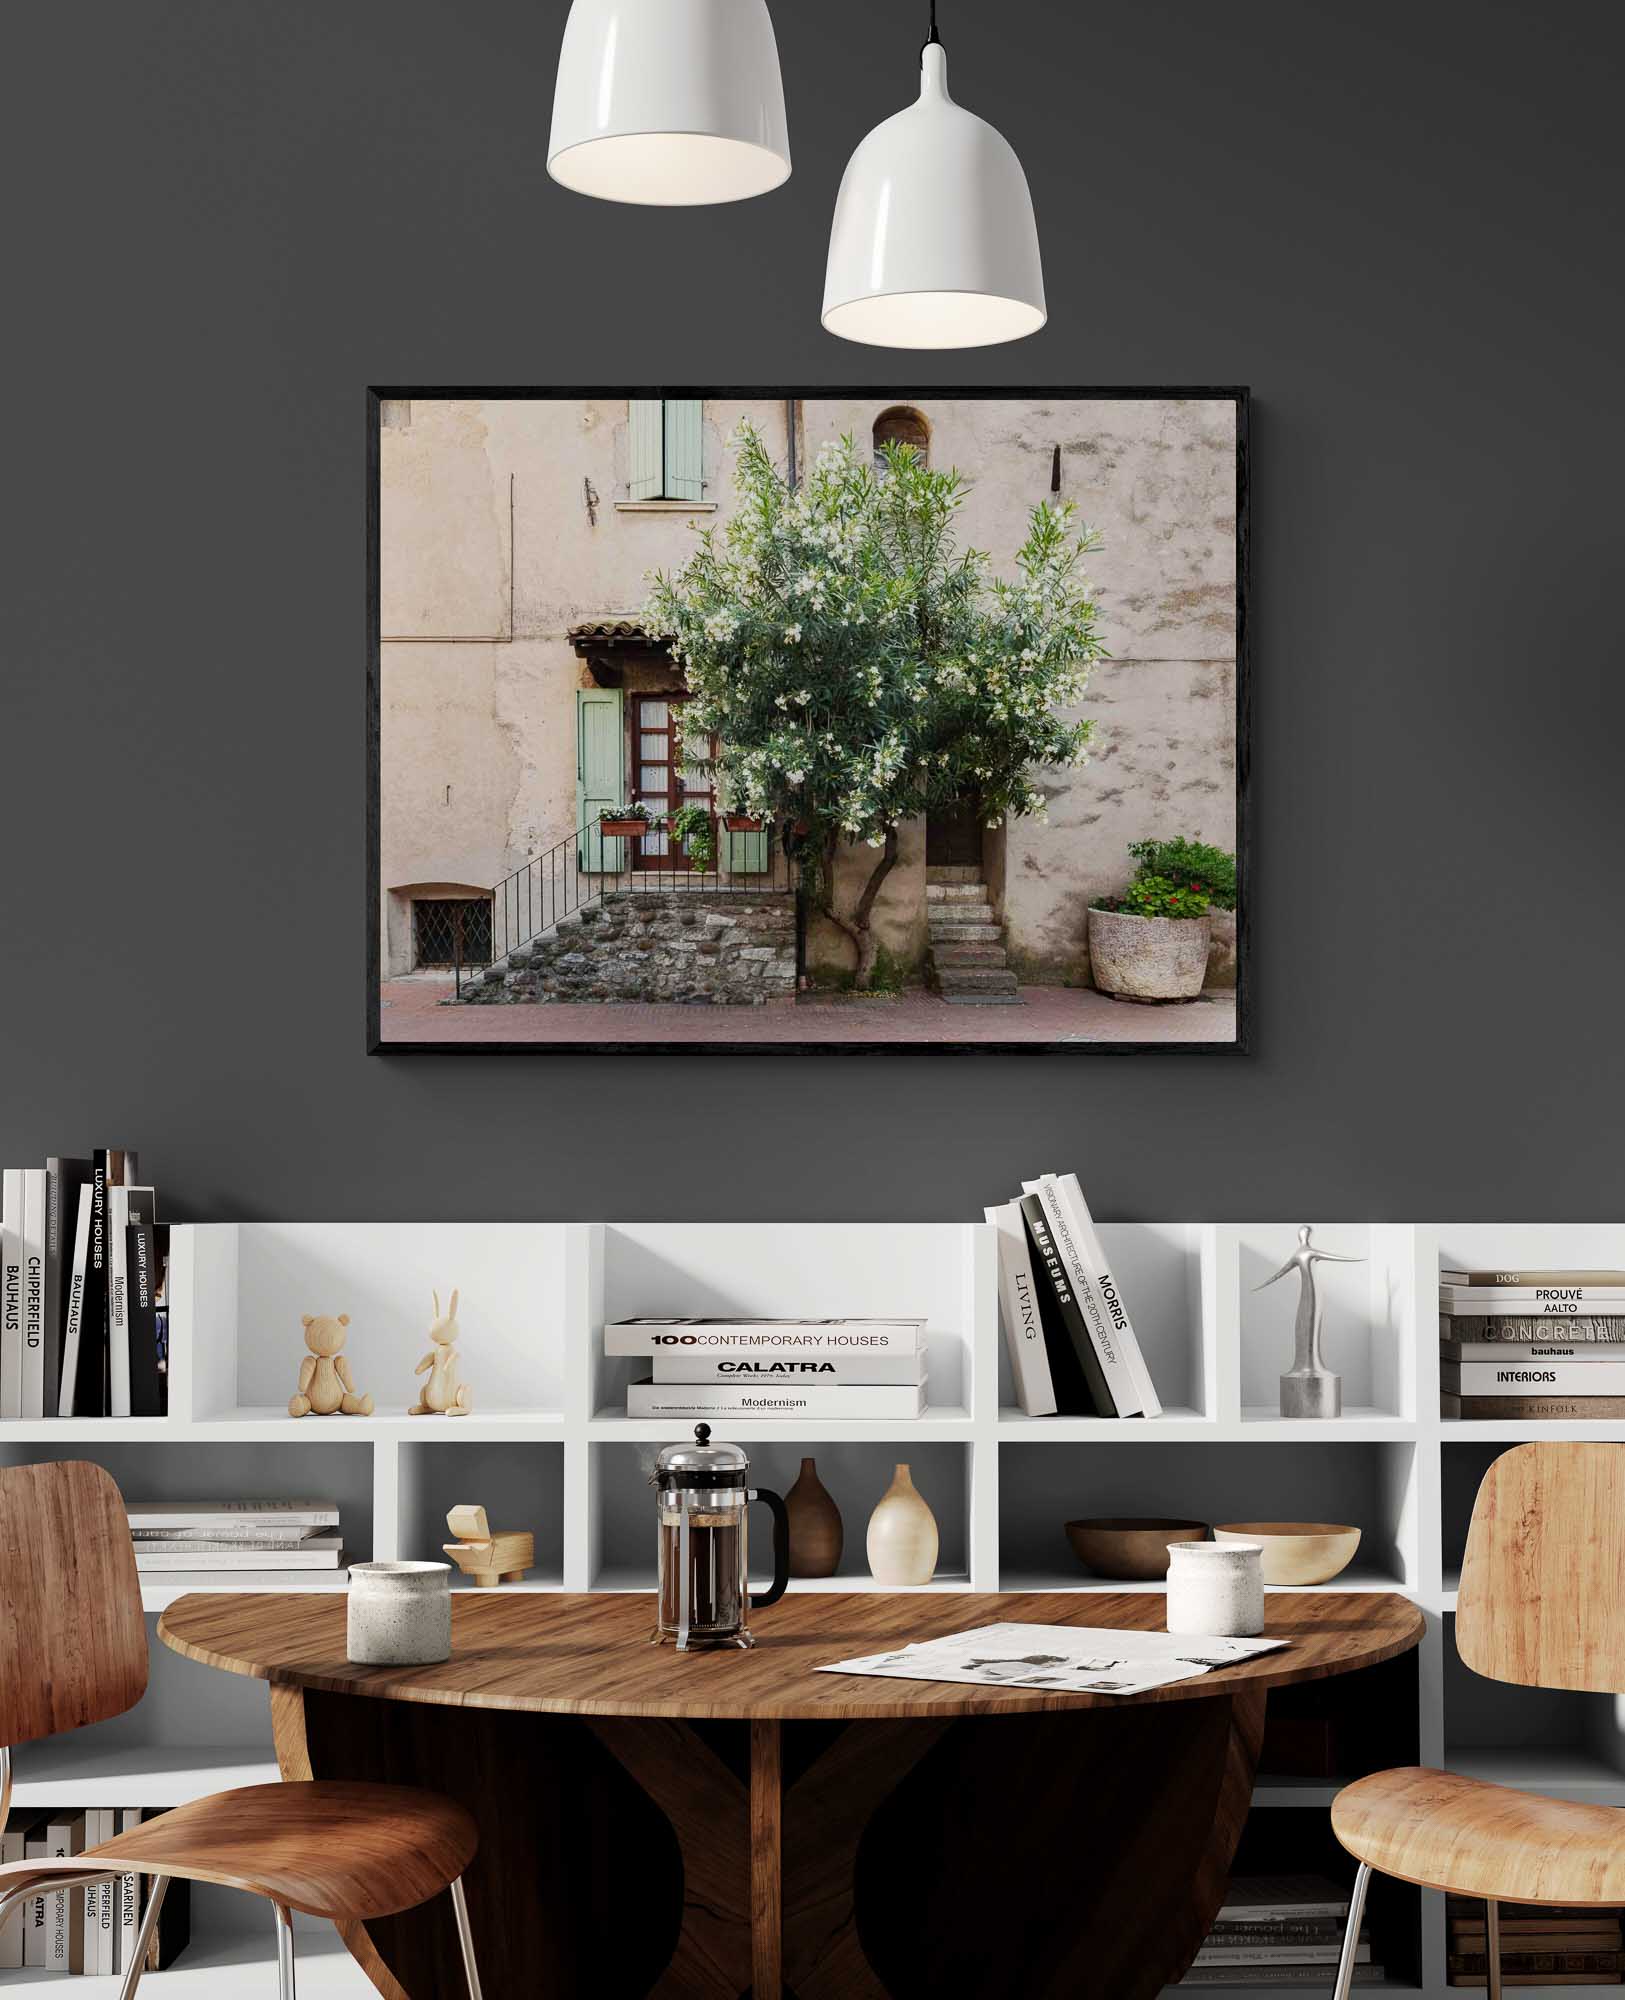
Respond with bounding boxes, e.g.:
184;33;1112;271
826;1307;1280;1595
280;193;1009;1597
591;1222;983;1423
1235;1224;1418;1422
176;1221;568;1425
396;1437;565;1588
1443;1612;1625;1801
998;1438;1420;1595
587;1437;973;1593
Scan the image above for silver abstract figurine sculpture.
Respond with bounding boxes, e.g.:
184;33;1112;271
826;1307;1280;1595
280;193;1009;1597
1255;1226;1364;1419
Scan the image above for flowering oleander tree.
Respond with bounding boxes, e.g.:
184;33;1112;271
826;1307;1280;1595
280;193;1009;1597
643;426;1107;987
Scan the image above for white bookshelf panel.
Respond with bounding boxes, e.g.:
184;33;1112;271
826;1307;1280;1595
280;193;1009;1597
994;1222;1218;1423
591;1223;981;1421
1234;1224;1416;1420
396;1437;565;1588
177;1222;567;1423
586;1437;974;1593
998;1438;1421;1595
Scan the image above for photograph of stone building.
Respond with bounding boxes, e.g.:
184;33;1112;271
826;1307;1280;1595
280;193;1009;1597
372;394;1244;1049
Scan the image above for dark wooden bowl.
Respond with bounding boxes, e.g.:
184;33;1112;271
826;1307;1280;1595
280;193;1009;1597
1064;1517;1210;1580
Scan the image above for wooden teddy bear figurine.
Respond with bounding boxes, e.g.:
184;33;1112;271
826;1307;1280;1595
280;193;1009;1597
410;1288;473;1416
289;1313;374;1418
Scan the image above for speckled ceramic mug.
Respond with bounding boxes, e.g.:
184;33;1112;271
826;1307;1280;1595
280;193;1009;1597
1165;1540;1265;1637
347;1560;453;1665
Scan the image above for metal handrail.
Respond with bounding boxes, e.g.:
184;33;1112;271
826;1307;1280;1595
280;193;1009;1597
454;815;792;997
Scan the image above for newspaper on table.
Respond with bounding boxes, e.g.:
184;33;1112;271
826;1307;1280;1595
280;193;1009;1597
818;1621;1288;1697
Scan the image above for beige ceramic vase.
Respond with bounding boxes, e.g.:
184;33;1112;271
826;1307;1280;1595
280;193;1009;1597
866;1464;939;1586
785;1457;844;1578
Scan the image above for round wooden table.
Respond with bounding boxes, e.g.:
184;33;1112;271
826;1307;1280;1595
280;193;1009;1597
160;1589;1422;2000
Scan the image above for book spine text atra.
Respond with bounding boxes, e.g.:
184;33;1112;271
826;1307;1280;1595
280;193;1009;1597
19;1169;48;1419
1440;1312;1625;1341
1018;1193;1118;1417
604;1320;924;1355
1023;1177;1146;1415
1046;1173;1163;1418
651;1350;925;1384
1443;1359;1625;1395
1442;1391;1625;1420
0;1169;22;1420
626;1379;927;1420
986;1200;1058;1416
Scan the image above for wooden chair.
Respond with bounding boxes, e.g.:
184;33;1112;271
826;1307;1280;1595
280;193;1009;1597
0;1460;485;1999
1330;1441;1625;1999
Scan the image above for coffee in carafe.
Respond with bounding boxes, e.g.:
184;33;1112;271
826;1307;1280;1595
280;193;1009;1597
651;1426;790;1650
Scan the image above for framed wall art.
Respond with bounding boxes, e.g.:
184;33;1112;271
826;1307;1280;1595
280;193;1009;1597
368;389;1248;1054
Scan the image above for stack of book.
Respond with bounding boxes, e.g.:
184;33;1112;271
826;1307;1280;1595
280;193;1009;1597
1180;1875;1384;1987
610;1319;928;1419
986;1171;1161;1417
1439;1265;1625;1419
1446;1896;1623;1985
0;1148;170;1421
128;1499;344;1573
0;1809;189;1975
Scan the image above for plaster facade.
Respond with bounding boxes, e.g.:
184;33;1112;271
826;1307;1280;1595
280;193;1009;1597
378;397;1237;983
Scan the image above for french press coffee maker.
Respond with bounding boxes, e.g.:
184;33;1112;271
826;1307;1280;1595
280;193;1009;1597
652;1425;790;1650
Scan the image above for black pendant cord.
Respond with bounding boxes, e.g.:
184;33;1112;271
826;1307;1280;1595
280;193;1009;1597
924;0;942;49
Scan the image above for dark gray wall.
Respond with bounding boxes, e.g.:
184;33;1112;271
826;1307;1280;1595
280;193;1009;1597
6;1;1622;1222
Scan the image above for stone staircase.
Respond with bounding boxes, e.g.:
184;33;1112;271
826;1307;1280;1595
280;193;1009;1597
925;866;1023;1005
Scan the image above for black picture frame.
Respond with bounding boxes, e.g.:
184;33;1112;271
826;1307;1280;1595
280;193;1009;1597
367;387;1250;1057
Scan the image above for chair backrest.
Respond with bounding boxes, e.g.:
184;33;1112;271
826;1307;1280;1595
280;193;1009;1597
1457;1441;1625;1694
0;1460;147;1748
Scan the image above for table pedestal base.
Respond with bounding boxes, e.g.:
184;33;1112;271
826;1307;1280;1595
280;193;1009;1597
272;1682;1265;2000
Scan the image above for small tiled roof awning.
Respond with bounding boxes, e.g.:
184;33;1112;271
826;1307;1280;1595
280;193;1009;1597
567;615;662;650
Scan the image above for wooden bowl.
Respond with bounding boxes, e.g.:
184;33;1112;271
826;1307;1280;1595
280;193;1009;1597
1064;1517;1209;1580
1214;1521;1361;1585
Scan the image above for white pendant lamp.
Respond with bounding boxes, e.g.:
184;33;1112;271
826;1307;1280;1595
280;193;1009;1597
548;0;791;206
822;6;1045;348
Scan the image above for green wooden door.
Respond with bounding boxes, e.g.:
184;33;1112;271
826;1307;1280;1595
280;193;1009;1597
577;687;625;870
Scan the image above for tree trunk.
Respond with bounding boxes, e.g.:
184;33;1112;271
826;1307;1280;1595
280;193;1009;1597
814;826;901;990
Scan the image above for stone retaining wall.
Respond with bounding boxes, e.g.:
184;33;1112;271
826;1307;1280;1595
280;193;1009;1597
461;889;797;1005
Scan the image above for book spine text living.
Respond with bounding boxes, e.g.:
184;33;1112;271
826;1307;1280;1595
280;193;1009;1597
986;1200;1058;1416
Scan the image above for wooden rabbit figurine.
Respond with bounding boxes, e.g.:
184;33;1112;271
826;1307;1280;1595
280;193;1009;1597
410;1288;473;1416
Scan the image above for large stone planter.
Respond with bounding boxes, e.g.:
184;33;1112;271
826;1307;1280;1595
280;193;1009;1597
1205;907;1238;989
1088;907;1211;1001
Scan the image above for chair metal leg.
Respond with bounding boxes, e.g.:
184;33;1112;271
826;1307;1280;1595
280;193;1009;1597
450;1876;484;2000
119;1875;168;2000
1332;1862;1372;2000
1485;1897;1502;2000
276;1901;297;2000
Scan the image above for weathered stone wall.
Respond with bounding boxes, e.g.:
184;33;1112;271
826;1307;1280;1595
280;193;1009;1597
463;890;796;1005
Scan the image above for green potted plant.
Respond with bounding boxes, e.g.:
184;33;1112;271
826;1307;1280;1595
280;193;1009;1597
722;807;764;833
1126;835;1238;988
598;803;659;838
1088;866;1212;1001
667;803;717;870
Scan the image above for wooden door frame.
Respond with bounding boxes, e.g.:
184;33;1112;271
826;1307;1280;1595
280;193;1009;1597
630;692;716;872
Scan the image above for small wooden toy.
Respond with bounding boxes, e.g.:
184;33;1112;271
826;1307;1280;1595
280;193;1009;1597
409;1287;473;1416
442;1505;534;1587
288;1312;374;1418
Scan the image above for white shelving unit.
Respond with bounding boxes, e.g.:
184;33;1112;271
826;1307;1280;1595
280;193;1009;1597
3;1219;1622;1996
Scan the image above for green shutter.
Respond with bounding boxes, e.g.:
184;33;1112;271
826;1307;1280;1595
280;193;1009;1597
663;399;704;501
724;824;769;875
629;400;663;501
577;686;625;870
